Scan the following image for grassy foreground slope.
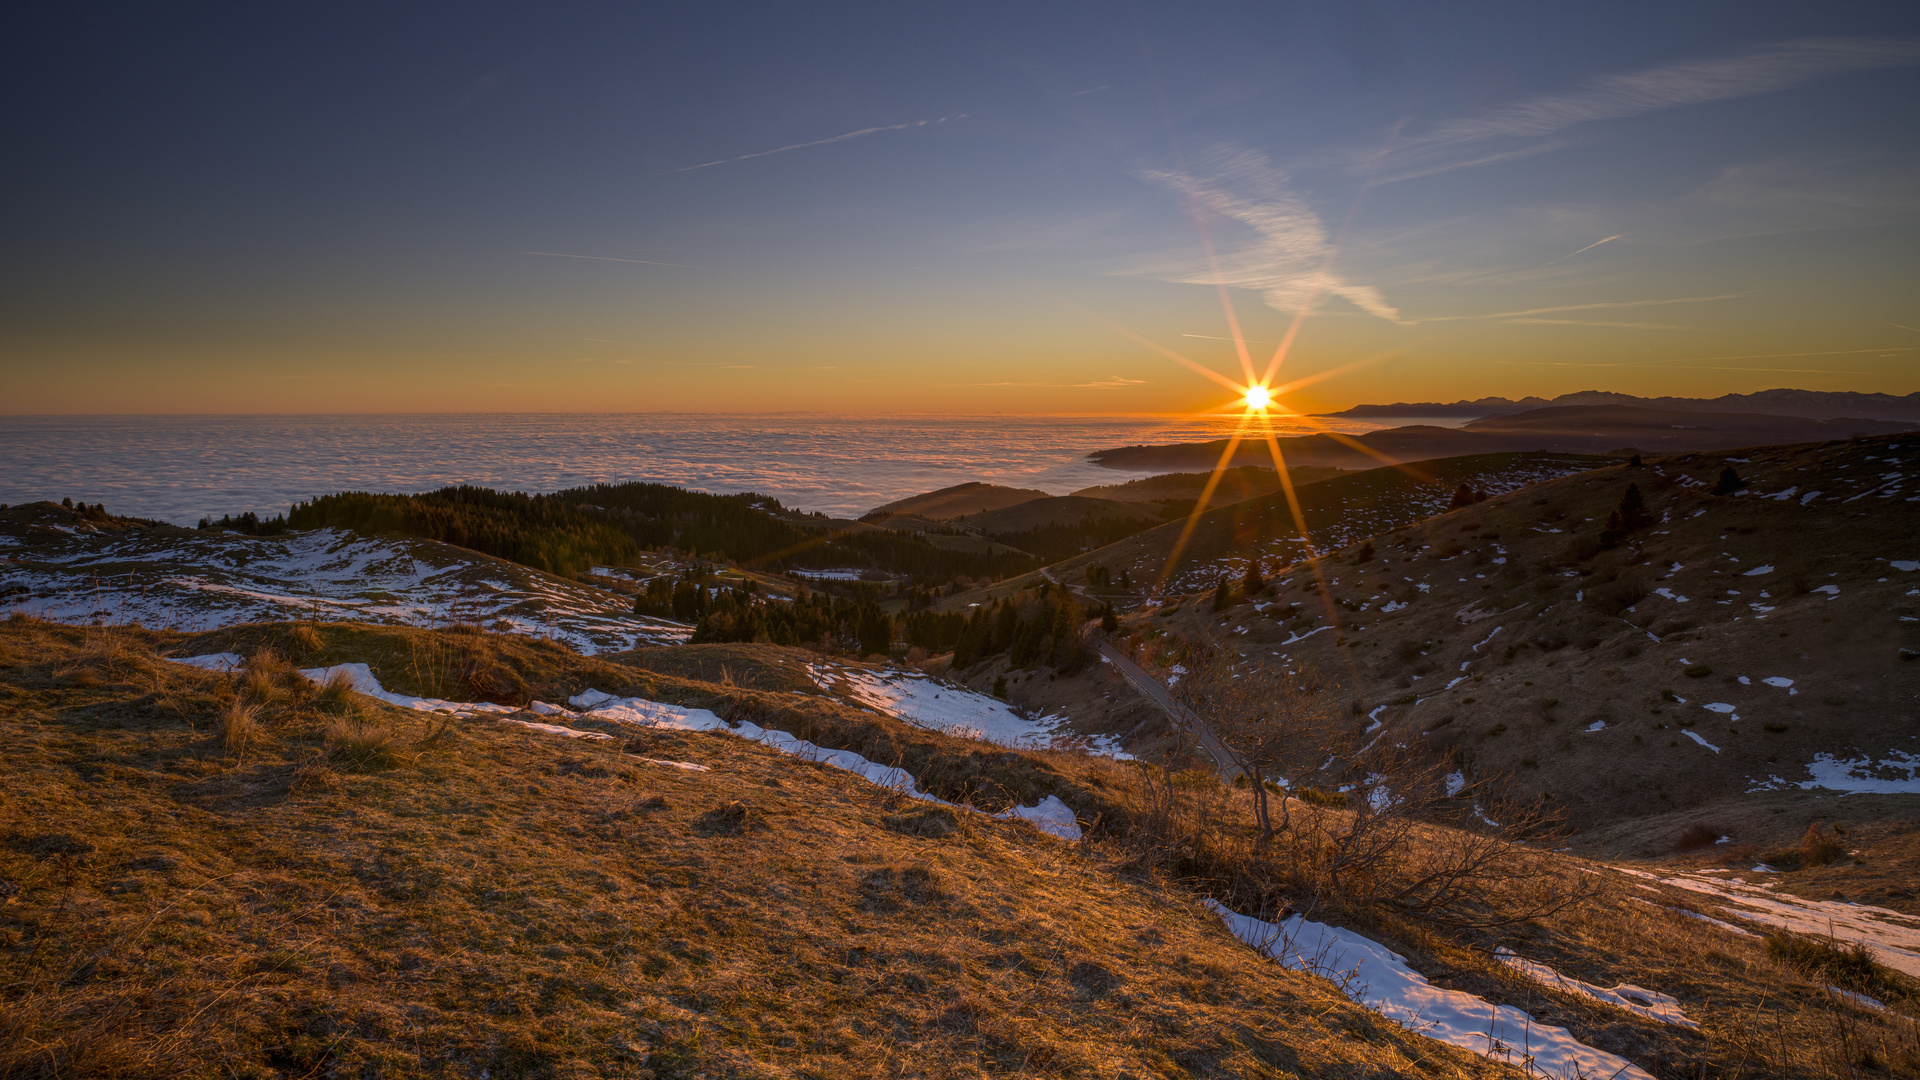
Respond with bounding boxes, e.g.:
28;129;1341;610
0;618;1492;1080
5;618;1918;1078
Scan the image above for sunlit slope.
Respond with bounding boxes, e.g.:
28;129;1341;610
957;495;1165;534
1070;465;1348;508
999;452;1610;599
865;481;1051;521
0;619;1497;1079
1160;436;1920;830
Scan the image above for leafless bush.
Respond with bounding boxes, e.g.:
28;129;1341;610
1130;644;1599;928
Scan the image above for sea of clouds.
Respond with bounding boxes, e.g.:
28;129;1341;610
1;412;1410;525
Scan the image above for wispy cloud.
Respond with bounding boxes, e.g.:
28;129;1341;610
1503;318;1697;330
1362;38;1920;181
1415;292;1744;324
526;251;697;268
671;117;963;173
966;374;1152;389
1136;149;1402;322
1497;360;1872;374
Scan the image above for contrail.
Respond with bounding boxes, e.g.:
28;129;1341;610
672;117;961;172
526;251;697;268
1544;233;1623;264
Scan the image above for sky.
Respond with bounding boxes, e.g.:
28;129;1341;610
3;1;1917;415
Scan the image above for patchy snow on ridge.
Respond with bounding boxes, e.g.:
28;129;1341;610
569;690;1083;840
1798;751;1920;795
809;664;1059;748
2;519;689;654
1635;869;1920;979
1206;901;1654;1079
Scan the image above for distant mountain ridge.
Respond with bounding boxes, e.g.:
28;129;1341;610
1089;404;1920;471
1318;388;1920;421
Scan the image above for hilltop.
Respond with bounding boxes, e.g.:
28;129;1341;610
940;452;1611;605
864;482;1052;522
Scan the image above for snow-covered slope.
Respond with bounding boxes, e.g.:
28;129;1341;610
0;503;687;654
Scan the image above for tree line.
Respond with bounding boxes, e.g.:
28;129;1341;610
276;483;1039;584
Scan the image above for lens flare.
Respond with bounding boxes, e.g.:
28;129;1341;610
1243;385;1271;411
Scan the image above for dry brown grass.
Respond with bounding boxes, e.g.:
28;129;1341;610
4;617;1913;1078
0;618;1500;1080
216;698;263;759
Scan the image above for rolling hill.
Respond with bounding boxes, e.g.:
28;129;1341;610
1068;465;1349;508
1088;405;1920;471
945;452;1612;602
864;482;1051;522
1320;389;1920;422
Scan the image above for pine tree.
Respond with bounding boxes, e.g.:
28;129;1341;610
1355;540;1375;564
1118;568;1132;590
992;674;1008;697
1212;578;1232;612
1599;482;1654;547
1242;559;1265;596
1100;604;1118;633
1447;483;1477;510
1710;466;1746;495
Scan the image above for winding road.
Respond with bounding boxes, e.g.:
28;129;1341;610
1095;640;1240;782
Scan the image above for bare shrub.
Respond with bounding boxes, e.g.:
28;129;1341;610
1586;568;1652;616
1130;643;1599;928
1798;820;1847;867
1672;821;1721;852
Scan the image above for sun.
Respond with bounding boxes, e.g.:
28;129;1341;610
1243;385;1272;411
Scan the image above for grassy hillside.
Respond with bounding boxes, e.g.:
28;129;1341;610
1070;465;1348;508
0;617;1495;1079
940;452;1609;607
5;618;1916;1077
1117;436;1920;833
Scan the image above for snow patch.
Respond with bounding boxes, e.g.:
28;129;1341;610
1495;949;1697;1029
1206;902;1655;1079
1683;731;1721;753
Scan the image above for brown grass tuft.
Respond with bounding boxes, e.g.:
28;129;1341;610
217;698;263;758
314;667;357;714
325;717;412;771
288;623;323;654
